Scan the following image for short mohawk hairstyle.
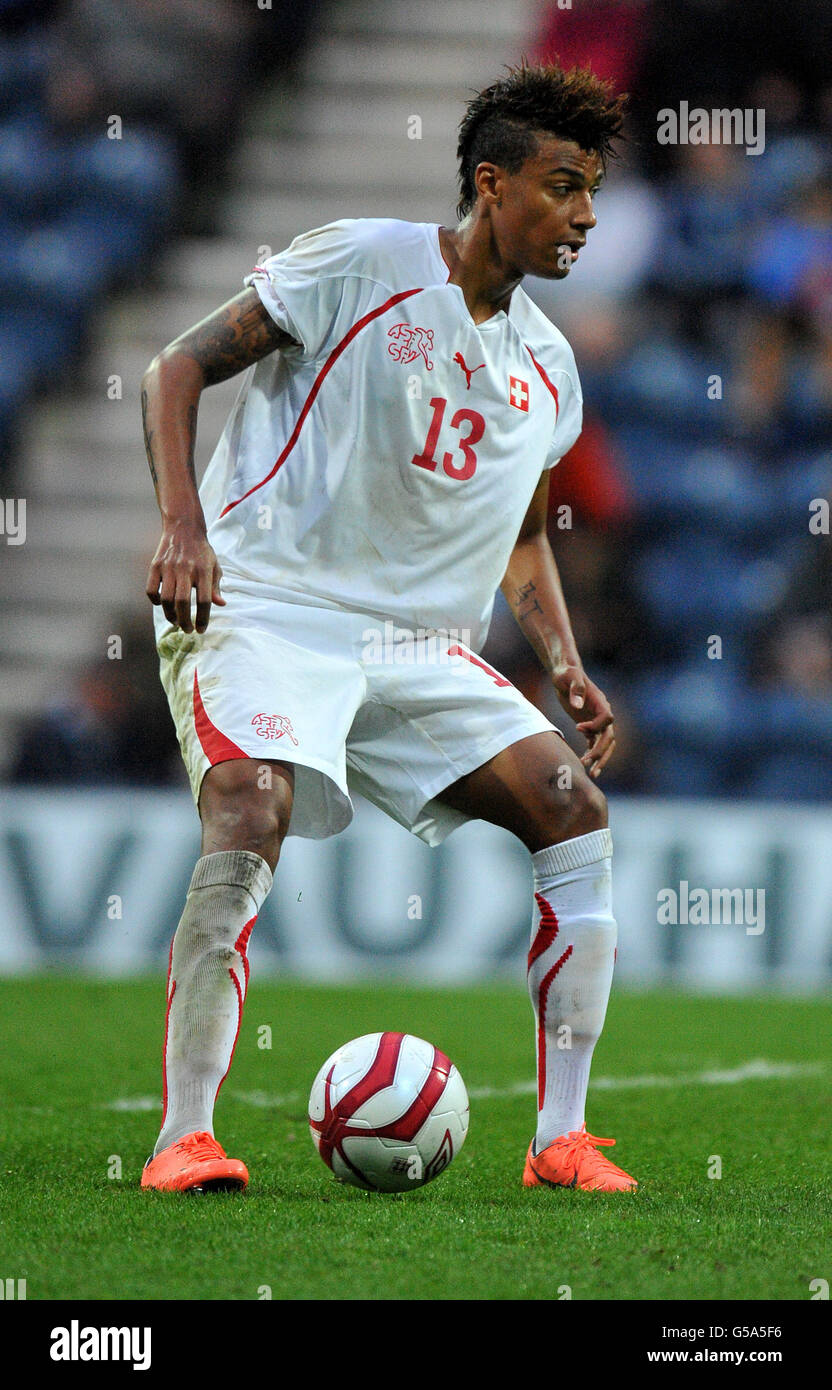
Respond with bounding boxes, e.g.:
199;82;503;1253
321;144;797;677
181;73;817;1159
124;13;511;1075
456;60;628;219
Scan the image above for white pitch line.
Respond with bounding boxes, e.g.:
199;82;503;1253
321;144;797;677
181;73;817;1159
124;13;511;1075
106;1096;160;1112
469;1059;824;1101
104;1060;823;1113
103;1090;301;1113
228;1089;302;1109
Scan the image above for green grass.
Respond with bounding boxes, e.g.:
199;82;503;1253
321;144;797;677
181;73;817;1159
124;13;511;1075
0;978;829;1301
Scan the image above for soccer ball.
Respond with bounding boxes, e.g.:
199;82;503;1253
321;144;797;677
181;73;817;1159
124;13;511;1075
308;1031;469;1193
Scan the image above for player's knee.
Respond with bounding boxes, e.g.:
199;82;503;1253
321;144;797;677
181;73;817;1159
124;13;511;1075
211;793;287;852
532;769;607;850
199;758;292;859
571;776;608;835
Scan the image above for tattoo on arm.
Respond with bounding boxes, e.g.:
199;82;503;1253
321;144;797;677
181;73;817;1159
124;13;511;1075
183;293;292;387
143;292;290;497
515;580;543;623
141;388;158;487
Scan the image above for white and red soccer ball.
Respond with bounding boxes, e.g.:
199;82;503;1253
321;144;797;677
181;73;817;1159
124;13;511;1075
308;1032;469;1193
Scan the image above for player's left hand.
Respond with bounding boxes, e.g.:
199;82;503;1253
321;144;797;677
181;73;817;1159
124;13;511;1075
550;665;615;780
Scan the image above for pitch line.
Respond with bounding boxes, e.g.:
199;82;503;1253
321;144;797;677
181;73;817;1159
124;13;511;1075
468;1059;824;1101
104;1059;822;1112
105;1089;302;1112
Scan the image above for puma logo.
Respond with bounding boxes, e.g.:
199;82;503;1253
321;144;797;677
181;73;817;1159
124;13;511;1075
453;351;485;390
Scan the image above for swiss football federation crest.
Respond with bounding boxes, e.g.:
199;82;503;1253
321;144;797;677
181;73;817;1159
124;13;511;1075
509;376;530;411
387;323;434;369
251;713;298;745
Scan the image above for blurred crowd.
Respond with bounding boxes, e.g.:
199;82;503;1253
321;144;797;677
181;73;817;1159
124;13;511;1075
0;0;317;485
7;0;832;802
3;0;319;790
7;614;178;785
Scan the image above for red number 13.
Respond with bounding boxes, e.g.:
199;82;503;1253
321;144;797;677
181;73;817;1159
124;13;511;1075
411;396;485;481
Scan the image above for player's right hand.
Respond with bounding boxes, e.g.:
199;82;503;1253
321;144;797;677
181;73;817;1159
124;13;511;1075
146;521;226;634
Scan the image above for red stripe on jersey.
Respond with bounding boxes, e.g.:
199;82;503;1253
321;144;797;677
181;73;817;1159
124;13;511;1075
193;669;249;765
525;345;560;423
219;286;425;516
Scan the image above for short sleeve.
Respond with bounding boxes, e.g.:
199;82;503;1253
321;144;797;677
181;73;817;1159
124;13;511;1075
244;221;370;361
543;371;583;470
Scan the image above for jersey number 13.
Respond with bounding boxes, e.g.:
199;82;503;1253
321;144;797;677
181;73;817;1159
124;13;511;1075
411;396;486;482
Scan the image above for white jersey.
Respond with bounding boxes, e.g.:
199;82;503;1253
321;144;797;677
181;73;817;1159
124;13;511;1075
199;218;583;652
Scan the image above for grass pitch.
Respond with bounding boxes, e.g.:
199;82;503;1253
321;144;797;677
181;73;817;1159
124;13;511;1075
0;978;828;1301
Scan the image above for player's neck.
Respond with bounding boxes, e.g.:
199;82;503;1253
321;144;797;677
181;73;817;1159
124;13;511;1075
439;219;523;325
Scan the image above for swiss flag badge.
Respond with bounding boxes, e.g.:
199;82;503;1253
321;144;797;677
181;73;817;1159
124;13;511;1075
509;376;530;411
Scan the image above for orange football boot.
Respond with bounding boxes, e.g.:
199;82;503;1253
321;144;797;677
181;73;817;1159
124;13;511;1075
523;1123;638;1192
141;1131;249;1193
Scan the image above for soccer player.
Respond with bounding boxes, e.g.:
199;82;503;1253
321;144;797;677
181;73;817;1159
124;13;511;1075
140;62;637;1194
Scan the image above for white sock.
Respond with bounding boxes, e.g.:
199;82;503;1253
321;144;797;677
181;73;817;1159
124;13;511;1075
528;829;617;1152
155;849;273;1154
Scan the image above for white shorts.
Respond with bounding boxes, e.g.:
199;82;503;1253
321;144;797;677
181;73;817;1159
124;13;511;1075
156;591;559;846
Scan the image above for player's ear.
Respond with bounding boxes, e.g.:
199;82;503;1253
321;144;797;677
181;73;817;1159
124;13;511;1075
474;161;501;207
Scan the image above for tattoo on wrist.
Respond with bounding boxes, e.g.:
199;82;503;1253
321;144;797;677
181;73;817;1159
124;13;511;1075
515;580;543;623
